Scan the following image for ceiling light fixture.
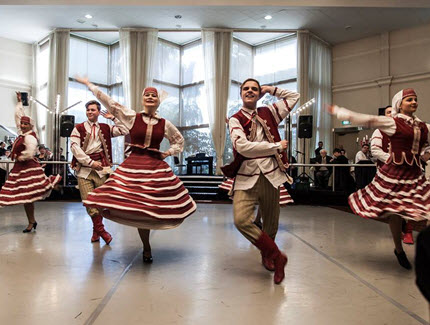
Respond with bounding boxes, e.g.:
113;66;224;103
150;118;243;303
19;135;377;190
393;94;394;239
260;25;266;29
264;15;272;20
345;25;352;30
175;15;182;19
76;19;85;24
85;14;93;19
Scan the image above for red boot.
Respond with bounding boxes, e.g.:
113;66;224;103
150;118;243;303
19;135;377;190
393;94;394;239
403;222;414;245
254;232;288;284
91;228;100;243
92;215;112;245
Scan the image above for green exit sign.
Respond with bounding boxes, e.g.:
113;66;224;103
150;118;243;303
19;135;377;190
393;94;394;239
341;120;351;125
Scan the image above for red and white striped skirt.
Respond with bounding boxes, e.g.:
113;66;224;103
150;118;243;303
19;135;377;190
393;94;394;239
0;159;61;206
83;152;196;230
218;177;294;206
349;163;430;221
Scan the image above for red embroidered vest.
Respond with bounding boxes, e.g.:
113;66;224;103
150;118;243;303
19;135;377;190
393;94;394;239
71;122;113;168
221;106;287;178
387;117;428;167
11;131;38;160
129;113;165;150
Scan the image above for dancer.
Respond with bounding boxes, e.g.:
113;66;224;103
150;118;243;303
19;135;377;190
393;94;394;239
370;105;415;245
70;100;128;244
76;77;196;263
330;88;430;269
222;78;299;284
219;179;293;229
0;92;61;232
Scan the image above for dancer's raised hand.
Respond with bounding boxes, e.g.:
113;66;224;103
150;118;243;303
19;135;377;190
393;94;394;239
16;91;22;103
75;75;90;86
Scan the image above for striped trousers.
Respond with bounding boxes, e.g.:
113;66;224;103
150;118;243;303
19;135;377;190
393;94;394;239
233;173;280;243
77;170;108;217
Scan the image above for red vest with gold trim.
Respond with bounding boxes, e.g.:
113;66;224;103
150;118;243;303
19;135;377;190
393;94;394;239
387;117;428;167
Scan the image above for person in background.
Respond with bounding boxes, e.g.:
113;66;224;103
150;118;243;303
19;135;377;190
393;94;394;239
0;142;6;156
315;141;323;157
315;149;332;189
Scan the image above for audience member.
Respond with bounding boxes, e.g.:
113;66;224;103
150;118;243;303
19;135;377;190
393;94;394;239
315;141;323;157
315;149;332;189
330;148;355;193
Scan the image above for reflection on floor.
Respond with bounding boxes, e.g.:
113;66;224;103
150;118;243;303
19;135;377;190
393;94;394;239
0;202;428;325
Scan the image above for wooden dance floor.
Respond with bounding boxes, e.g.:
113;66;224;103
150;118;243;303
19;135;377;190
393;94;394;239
0;202;428;325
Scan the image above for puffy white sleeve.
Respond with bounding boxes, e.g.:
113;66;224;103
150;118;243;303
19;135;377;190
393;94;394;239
266;87;300;124
229;117;282;158
164;120;184;156
334;106;396;136
88;83;136;130
370;129;390;164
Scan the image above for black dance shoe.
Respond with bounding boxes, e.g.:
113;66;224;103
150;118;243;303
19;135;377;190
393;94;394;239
143;252;153;264
394;249;412;270
23;222;37;233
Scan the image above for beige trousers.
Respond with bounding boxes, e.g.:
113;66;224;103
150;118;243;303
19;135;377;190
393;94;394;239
77;170;108;217
233;173;280;243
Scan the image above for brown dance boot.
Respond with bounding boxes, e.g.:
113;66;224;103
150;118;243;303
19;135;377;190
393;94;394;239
254;232;288;284
93;215;112;245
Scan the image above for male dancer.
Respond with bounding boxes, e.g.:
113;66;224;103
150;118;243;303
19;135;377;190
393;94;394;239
222;78;299;284
71;100;128;244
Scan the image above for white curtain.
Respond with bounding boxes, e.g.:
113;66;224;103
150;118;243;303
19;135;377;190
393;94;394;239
297;31;332;160
308;36;332;154
31;42;43;143
119;29;158;112
47;29;70;151
202;29;232;175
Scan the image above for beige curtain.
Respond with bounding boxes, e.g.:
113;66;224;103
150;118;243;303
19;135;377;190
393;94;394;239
202;29;232;175
119;28;158;112
47;29;70;151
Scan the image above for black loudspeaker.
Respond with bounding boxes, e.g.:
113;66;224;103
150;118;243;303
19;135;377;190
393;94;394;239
298;115;313;139
378;107;386;116
60;115;75;137
20;92;29;106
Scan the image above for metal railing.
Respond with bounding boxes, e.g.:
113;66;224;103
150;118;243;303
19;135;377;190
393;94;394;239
0;160;377;192
290;163;376;192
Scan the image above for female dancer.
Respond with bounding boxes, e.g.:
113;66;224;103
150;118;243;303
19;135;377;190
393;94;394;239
76;77;196;263
330;88;430;269
0;92;61;232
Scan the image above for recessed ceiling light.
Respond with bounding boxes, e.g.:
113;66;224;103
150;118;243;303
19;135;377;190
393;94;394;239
85;14;93;19
264;15;272;20
76;19;85;24
175;15;182;19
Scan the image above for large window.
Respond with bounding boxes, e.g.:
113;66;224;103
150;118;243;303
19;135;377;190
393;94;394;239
67;35;124;164
154;39;215;171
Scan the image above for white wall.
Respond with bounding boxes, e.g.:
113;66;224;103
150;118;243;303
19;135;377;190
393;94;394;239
0;37;32;131
332;22;430;159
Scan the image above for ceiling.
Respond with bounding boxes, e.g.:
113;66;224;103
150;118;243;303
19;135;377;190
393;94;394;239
1;5;430;45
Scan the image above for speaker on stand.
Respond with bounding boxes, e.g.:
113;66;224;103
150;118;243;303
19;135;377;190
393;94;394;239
297;115;313;184
59;115;75;186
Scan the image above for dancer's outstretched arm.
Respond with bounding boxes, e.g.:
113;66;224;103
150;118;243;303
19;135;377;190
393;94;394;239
329;105;395;136
263;85;300;124
75;76;136;130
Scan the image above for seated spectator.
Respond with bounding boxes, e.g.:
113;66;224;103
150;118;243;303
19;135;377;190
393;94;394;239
355;143;371;163
355;144;376;189
0;142;6;156
35;144;53;176
315;149;332;189
330;148;355;193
